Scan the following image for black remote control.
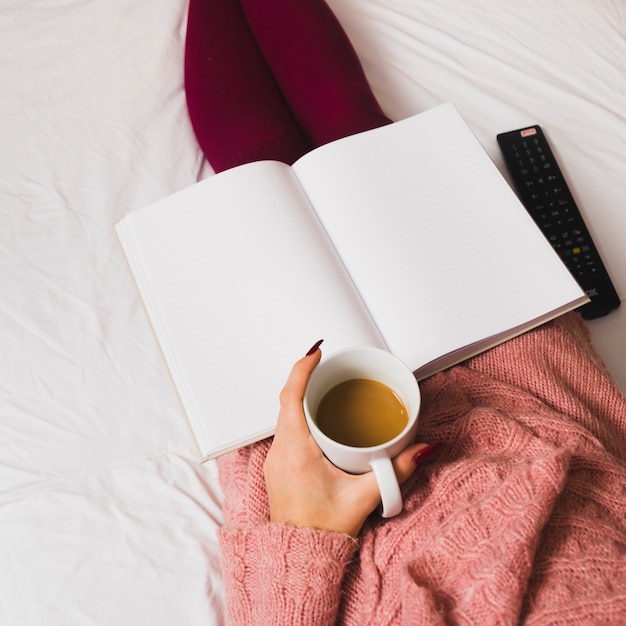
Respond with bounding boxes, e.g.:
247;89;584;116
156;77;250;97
497;125;620;320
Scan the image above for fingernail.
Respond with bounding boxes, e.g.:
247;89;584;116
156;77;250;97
305;339;324;356
412;442;442;465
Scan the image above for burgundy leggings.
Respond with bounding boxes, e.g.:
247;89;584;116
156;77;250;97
184;0;391;173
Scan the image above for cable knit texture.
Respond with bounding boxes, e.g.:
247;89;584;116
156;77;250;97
218;313;626;624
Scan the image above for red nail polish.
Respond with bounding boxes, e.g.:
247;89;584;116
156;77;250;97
306;339;324;356
412;442;441;465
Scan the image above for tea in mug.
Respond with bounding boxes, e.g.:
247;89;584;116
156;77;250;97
315;378;408;447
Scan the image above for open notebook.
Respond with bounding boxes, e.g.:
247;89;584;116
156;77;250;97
116;104;587;459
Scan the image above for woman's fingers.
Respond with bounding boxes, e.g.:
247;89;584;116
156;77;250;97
393;442;442;483
267;342;441;537
275;341;322;438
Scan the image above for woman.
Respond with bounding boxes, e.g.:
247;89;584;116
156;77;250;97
185;2;626;623
184;0;391;172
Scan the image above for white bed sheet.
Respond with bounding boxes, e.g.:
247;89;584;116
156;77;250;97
1;1;623;624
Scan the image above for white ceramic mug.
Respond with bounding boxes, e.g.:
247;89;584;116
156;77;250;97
303;347;421;518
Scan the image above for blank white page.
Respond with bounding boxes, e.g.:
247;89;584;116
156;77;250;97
117;161;385;458
294;104;584;371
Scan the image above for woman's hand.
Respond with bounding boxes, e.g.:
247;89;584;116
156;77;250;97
264;343;436;538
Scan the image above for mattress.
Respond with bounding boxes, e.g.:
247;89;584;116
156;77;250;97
1;0;624;624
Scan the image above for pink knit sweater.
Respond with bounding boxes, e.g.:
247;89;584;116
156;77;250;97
218;314;626;624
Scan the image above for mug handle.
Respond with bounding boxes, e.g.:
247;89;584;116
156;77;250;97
370;456;402;518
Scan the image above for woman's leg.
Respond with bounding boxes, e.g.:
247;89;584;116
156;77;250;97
240;0;392;147
184;0;310;172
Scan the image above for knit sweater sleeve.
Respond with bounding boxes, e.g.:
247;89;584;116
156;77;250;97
218;522;357;626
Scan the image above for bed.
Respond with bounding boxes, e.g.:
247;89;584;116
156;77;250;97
1;1;624;624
